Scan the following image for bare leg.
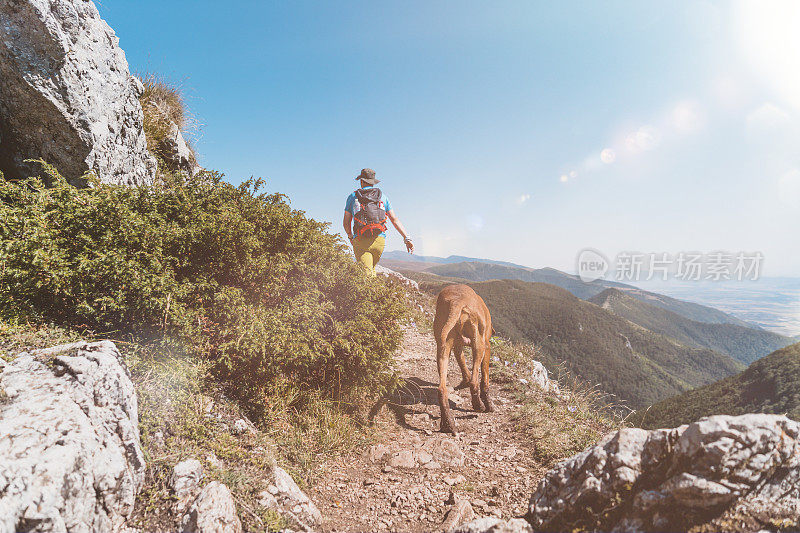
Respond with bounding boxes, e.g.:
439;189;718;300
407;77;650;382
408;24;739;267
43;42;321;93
480;341;495;413
437;337;457;434
470;334;485;412
453;338;471;390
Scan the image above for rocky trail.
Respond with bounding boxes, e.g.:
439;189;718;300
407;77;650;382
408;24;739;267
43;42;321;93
309;324;547;532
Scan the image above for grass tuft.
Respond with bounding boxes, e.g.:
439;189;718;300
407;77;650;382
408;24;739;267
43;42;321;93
137;74;198;171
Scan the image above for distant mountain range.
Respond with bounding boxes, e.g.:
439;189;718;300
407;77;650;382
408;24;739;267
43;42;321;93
466;280;745;409
633;342;800;429
588;288;793;365
383;253;754;327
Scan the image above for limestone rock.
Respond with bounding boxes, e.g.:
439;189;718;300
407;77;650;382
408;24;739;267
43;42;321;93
160;120;201;176
528;360;560;395
424;438;466;467
0;341;145;532
172;459;204;512
375;265;420;290
455;517;533;533
442;500;475;532
0;0;156;184
386;450;416;469
267;466;323;530
180;481;242;533
527;414;800;532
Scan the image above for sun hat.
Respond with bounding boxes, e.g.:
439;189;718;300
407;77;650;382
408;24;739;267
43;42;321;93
355;168;380;185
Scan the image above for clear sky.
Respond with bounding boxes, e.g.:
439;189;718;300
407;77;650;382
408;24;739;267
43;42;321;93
99;1;799;276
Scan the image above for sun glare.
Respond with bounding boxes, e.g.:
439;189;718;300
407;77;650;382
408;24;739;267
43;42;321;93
734;0;800;112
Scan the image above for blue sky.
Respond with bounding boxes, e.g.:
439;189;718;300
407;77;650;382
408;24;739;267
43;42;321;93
100;1;799;276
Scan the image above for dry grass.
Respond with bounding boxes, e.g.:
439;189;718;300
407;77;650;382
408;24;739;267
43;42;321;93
137;74;198;170
490;337;627;466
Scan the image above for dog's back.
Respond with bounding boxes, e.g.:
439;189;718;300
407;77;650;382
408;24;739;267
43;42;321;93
434;284;491;343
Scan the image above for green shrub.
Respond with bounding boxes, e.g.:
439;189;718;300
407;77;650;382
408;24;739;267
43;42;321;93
0;162;406;419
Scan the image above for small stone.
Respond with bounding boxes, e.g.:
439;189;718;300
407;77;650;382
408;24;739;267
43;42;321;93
382;465;394;473
257;490;278;509
471;498;488;511
444;474;467;486
441;500;475;532
232;418;251;435
367;444;391;463
416;449;434;465
387;450;416;469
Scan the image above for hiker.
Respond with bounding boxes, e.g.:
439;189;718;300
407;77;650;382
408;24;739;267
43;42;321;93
343;168;414;275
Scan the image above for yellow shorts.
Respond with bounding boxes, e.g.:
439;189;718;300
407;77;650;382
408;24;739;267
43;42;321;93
352;235;385;275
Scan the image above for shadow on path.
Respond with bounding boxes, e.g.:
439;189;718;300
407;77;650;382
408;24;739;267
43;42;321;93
368;376;477;432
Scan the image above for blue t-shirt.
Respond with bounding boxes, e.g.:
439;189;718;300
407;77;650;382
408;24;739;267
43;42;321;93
344;185;391;238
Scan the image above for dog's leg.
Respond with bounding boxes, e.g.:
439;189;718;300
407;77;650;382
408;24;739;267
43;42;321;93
480;338;495;413
453;338;471;391
437;337;457;434
469;332;486;412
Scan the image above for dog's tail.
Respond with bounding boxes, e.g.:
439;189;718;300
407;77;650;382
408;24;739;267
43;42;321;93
434;304;463;345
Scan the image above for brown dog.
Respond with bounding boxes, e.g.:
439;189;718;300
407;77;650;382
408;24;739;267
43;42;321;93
433;284;495;434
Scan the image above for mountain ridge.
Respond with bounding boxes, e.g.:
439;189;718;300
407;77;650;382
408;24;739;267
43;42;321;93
588;288;792;364
633;341;800;429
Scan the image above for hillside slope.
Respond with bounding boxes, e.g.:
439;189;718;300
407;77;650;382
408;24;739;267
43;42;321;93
633;341;800;429
468;280;744;409
589;288;792;364
414;261;753;327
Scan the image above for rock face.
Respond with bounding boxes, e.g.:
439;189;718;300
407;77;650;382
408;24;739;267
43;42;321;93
0;0;156;184
0;341;145;533
527;414;800;532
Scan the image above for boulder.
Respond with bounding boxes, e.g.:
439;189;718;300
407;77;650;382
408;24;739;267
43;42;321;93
180;481;241;533
0;341;145;533
527;414;800;532
0;0;156;184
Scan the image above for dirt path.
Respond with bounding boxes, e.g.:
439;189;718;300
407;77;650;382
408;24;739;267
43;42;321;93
308;324;547;532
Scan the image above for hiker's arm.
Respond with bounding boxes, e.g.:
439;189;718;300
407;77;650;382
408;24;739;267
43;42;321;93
387;210;414;253
343;211;354;241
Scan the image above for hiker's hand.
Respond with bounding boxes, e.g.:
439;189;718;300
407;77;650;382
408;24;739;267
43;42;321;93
404;237;414;254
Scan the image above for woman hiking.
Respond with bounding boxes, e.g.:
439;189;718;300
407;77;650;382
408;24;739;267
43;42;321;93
343;168;414;275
